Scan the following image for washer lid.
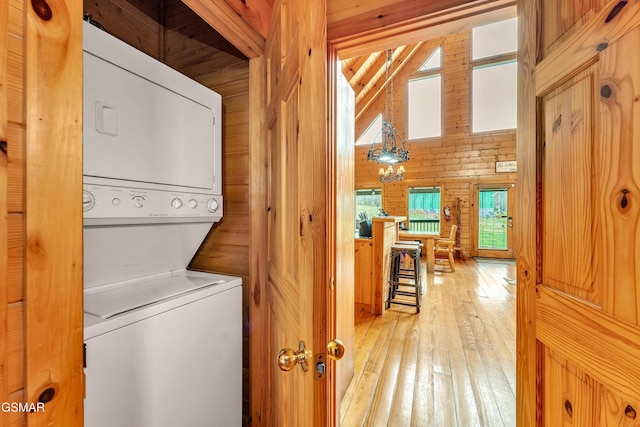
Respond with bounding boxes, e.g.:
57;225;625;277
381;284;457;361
84;274;225;319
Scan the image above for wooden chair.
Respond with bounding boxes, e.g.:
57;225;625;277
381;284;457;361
434;224;458;272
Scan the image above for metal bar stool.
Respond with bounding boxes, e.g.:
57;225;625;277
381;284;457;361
387;243;422;313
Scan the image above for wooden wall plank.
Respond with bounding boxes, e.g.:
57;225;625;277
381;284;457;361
83;0;162;59
7;302;23;394
6;123;23;213
7;35;23;126
7;0;23;36
7;215;23;304
7;391;26;426
24;0;84;424
1;0;9;421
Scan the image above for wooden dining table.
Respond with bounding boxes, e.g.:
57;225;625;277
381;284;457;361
398;230;440;273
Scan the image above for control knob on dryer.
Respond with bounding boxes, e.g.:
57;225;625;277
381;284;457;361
83;190;96;212
171;198;183;209
207;198;220;213
132;195;145;208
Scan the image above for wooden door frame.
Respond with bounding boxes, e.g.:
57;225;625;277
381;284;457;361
327;5;524;426
471;183;516;259
204;0;529;425
515;0;537;425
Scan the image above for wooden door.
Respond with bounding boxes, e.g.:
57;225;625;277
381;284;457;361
518;0;640;424
330;50;355;423
263;0;330;425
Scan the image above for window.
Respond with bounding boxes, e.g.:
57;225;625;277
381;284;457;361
355;189;382;224
418;46;441;71
471;18;517;60
408;76;442;139
355;114;383;146
471;18;517;133
408;187;441;233
472;60;517;132
408;46;442;140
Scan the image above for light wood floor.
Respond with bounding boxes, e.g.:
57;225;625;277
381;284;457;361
340;257;516;427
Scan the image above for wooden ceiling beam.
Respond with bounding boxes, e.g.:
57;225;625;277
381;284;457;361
355;42;423;122
330;0;516;59
182;0;267;58
346;52;384;98
353;51;388;99
341;55;370;88
328;0;475;39
222;0;272;38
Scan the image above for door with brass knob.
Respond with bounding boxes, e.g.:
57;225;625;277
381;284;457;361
278;340;346;377
258;0;333;424
277;341;312;372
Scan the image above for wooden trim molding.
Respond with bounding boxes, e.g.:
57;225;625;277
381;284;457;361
25;0;84;424
248;56;269;425
515;0;539;425
183;0;266;59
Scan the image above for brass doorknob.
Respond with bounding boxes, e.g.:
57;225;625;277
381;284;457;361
327;339;345;361
278;341;311;372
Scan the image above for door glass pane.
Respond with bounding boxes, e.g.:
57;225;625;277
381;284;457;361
408;187;440;232
478;189;508;250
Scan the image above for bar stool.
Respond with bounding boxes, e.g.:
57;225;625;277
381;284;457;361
387;243;422;313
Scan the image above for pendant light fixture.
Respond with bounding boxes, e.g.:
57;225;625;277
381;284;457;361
367;48;409;182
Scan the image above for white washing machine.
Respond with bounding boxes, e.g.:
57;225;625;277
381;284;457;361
82;20;240;426
84;268;241;427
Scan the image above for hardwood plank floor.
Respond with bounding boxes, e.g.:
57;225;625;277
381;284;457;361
341;257;516;427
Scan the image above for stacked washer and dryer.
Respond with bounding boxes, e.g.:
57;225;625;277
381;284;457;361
82;21;241;426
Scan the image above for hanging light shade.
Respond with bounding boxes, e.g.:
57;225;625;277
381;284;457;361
367;120;409;164
367;48;409;182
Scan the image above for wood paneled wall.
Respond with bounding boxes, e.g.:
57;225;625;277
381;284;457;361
3;0;26;424
82;0;252;423
355;30;517;257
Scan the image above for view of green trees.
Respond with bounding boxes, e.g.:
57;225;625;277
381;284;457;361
478;189;507;249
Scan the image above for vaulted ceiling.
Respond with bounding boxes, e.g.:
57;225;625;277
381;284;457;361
183;0;515;116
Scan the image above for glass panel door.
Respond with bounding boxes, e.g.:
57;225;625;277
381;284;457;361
475;185;515;258
478;189;508;250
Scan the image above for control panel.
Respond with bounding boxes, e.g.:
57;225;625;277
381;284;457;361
83;184;223;225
